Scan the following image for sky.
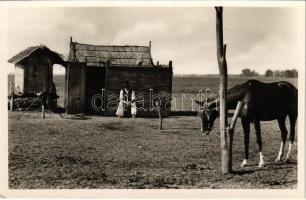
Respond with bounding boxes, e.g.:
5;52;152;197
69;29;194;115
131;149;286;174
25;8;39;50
5;6;305;75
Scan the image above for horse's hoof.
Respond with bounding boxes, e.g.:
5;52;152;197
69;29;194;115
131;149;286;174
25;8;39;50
284;158;291;164
274;158;282;163
240;159;248;167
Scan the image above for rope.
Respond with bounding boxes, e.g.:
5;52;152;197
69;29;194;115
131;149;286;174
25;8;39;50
213;131;221;138
211;127;230;138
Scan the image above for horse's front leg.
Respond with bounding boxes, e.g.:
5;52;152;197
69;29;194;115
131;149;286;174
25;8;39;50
254;120;265;168
240;118;250;167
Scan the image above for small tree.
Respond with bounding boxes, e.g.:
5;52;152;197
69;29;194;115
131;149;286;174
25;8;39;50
241;68;259;77
273;69;298;78
274;70;280;77
283;70;294;78
241;68;252;76
279;70;285;77
265;69;273;77
253;70;259;76
292;69;298;77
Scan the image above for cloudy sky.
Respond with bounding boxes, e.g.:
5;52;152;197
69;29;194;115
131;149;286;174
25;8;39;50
5;6;305;75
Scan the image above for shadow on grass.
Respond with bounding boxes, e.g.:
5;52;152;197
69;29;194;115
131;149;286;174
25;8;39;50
70;114;91;120
164;127;200;131
231;168;259;175
243;160;297;167
232;160;297;175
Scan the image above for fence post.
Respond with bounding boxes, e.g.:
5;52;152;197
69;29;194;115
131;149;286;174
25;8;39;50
42;104;45;119
159;109;162;130
215;7;231;174
10;81;14;112
155;101;163;130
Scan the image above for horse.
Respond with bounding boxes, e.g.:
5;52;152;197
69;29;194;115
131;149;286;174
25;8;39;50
195;79;297;168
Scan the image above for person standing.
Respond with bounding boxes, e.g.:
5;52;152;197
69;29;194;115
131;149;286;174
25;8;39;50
116;90;124;118
116;81;137;118
131;90;137;118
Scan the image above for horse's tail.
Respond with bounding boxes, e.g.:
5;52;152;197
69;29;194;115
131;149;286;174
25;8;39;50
289;86;298;143
292;92;298;119
278;81;297;114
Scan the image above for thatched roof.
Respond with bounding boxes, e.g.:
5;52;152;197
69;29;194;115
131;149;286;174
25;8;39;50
8;45;66;67
69;41;153;67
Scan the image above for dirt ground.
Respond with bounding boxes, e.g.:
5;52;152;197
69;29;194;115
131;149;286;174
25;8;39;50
8;111;297;189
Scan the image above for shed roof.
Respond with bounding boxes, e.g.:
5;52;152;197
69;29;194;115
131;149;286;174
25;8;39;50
69;41;153;67
8;45;66;66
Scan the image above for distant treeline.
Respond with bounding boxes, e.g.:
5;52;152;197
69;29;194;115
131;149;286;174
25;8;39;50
241;68;298;78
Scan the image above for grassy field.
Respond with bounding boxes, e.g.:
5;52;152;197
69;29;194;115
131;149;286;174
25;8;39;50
8;75;298;189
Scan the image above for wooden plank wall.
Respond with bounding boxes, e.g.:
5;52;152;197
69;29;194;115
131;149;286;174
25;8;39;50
22;52;53;95
65;62;86;114
104;66;173;117
14;64;24;93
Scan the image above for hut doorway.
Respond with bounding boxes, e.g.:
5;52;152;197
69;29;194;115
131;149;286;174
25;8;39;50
85;67;106;114
53;64;66;108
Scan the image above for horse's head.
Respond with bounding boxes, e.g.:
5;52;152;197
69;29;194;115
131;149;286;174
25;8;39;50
195;100;219;135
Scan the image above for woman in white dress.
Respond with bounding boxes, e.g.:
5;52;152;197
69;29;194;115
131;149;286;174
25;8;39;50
116;90;124;118
131;90;137;118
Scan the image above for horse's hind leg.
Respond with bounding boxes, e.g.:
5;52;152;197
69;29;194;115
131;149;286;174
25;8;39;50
275;116;288;163
240;118;250;167
254;120;265;168
285;113;297;162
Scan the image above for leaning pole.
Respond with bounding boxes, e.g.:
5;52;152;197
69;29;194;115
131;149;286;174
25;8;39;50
215;7;231;174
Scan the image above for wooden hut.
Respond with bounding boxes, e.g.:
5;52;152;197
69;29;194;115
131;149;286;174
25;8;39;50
8;45;66;96
66;38;173;117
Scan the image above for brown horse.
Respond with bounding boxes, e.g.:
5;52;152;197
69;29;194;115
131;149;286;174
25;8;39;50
195;80;297;167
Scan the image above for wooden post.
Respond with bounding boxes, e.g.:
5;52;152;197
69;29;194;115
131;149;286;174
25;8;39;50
42;104;45;119
9;81;14;112
155;101;163;130
215;7;231;173
159;109;162;130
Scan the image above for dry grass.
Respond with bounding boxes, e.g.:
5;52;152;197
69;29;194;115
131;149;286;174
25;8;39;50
9;112;297;189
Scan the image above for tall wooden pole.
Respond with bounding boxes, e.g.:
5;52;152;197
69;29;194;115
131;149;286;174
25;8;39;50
159;108;163;130
10;81;14;112
42;104;45;119
215;7;231;173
